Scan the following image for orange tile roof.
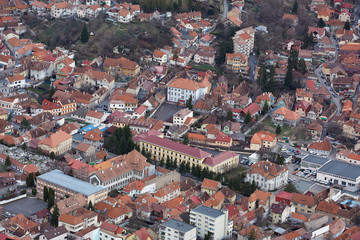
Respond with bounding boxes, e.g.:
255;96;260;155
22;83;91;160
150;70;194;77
39;131;72;148
308;140;332;151
248;161;287;178
291;193;316;206
168;78;202;91
273;107;301;121
201;178;220;191
250;130;276;145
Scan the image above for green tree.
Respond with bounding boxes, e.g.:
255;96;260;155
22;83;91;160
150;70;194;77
37;147;43;155
187;0;193;10
298;58;307;74
178;0;182;9
26;173;34;188
186;95;193;110
344;20;351;30
238;74;243;84
159;158;165;167
20;118;31;130
191;164;196;176
226;111;233;121
47;188;55;209
21;143;27;151
49;86;56;98
284;183;297;193
32;188;37;196
285;67;293;89
292;0;298;14
43;186;48;202
244;111;252;124
80;24;89;43
183;134;190;145
117;45;123;53
7;112;12;122
49;152;55;160
317;18;326;28
262;102;269;114
165;156;171;169
276;125;282;135
256;47;260;56
50;204;60;227
277;154;285;165
5;155;11;167
88;200;95;211
248;229;256;240
179;161;186;173
185;162;191;172
173;159;178;169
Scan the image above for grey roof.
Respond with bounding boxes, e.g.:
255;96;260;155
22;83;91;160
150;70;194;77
43;226;68;240
294;180;314;194
318;160;360;181
37;170;105;196
161;219;195;232
191;205;225;218
302;155;329;166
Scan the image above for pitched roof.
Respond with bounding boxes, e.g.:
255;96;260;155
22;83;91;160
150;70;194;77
201;178;220;191
39;131;72;148
308;140;332;151
250;130;277;144
273;107;301;121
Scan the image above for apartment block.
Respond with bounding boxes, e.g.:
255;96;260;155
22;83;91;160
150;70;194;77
190;205;230;240
160;219;196;240
233;27;255;56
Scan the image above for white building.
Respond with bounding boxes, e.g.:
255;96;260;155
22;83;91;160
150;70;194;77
51;2;70;18
153;49;168;65
190;205;230;240
160;219;196;240
246;161;288;191
7;75;26;89
85;110;108;124
233;26;255;56
167;74;211;105
173;108;193;126
316;160;360;187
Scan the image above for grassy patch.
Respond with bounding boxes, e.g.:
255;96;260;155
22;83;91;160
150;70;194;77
251;117;295;139
27;88;46;94
221;166;247;179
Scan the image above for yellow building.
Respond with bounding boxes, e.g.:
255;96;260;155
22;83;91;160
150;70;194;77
38;131;73;156
250;130;277;151
103;57;140;78
126;228;153;240
225;53;249;73
138;135;238;173
201;178;221;195
0;107;7;120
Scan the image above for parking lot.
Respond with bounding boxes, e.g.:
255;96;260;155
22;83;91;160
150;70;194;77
2;197;47;218
152;102;185;122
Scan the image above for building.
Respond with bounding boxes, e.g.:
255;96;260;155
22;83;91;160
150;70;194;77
173;108;193;126
270;203;294;224
159;219;196;240
301;155;329;171
167;73;211;104
232;27;255;56
7;75;26;89
38;131;72;156
272;107;301;127
138;135;211;167
308;141;332;156
89;150;155;192
225;53;248;73
99;222;127;240
316;160;360;187
246;161;288;191
190;205;229;240
194;51;215;65
58;208;97;234
153;49;168;65
202;151;239;173
36;169;107;204
291;193;317;214
103;57;140;78
250;130;277;151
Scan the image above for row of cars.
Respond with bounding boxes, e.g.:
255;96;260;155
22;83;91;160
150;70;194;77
311;178;331;186
240;157;254;166
293;168;315;179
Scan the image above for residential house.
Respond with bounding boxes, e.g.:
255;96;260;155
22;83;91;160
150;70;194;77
291;193;317;214
103;57;140;78
173;108;193;126
58;208;98;234
270;203;294;224
250;131;277;151
246;161;288;191
272;107;301;127
295;100;311;117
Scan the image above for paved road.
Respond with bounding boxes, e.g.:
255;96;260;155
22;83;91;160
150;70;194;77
248;54;257;81
243;112;269;135
222;0;229;20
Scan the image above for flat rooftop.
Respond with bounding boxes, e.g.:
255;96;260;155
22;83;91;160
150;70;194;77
302;155;330;166
191;205;225;218
37;169;105;196
318;160;360;181
161;219;195;232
